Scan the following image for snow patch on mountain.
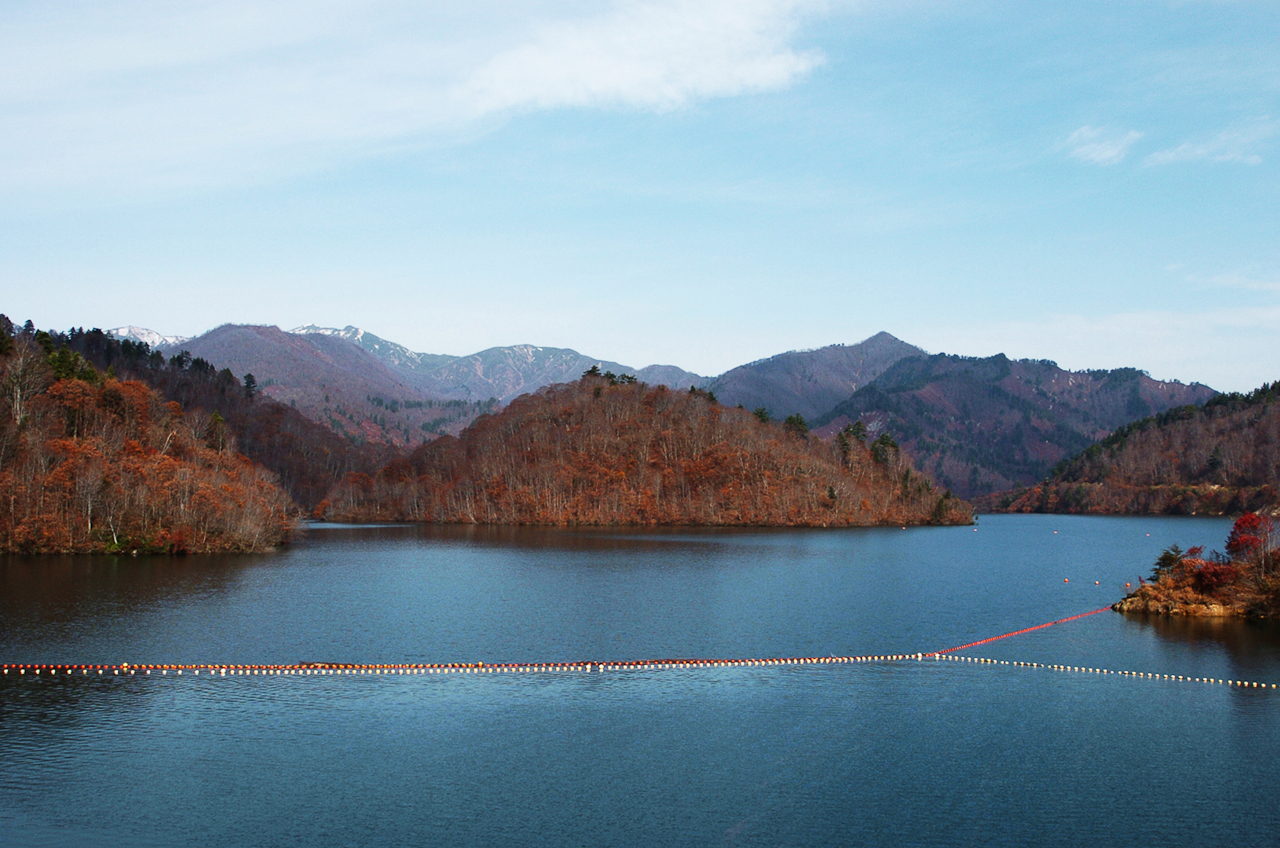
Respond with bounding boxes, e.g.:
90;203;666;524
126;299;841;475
108;326;190;348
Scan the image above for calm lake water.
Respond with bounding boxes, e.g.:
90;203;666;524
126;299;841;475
3;515;1278;847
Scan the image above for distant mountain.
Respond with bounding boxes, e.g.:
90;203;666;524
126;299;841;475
705;332;926;421
166;324;705;443
108;326;189;348
164;324;492;446
813;354;1218;499
288;326;703;403
290;325;456;372
985;382;1279;515
422;344;703;403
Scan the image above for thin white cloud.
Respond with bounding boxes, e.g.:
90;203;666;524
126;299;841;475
1201;270;1280;293
1144;118;1277;166
1064;125;1143;166
454;0;824;116
0;1;827;194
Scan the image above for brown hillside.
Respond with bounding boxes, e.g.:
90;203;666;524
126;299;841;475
0;338;295;553
988;383;1279;515
321;376;973;527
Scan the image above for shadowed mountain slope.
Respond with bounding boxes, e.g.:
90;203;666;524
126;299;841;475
705;332;925;421
813;354;1217;498
422;344;702;403
162;324;487;446
986;382;1279;515
167;325;703;443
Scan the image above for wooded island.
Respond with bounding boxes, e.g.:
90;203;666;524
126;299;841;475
1115;513;1279;617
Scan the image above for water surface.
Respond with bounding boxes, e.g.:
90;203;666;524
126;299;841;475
2;515;1277;846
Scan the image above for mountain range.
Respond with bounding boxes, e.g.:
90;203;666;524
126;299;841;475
812;354;1217;497
986;382;1279;515
109;323;1220;499
705;332;925;420
118;323;705;445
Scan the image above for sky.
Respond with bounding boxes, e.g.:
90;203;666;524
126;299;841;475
2;0;1278;391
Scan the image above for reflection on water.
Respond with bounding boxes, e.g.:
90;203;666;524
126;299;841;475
1121;611;1280;681
2;515;1279;848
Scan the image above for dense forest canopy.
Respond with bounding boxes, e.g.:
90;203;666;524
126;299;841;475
989;381;1279;515
1;315;392;510
0;321;295;553
320;374;973;527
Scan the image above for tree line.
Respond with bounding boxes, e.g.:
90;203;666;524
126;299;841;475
2;316;393;510
0;322;295;553
988;381;1279;515
319;373;972;527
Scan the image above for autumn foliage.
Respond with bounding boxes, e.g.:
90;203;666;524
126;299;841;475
988;383;1280;515
1115;513;1280;617
321;376;973;527
0;339;295;553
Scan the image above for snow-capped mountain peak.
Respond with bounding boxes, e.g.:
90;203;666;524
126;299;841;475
290;324;364;341
107;326;190;348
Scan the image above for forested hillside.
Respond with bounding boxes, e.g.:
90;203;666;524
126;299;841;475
989;383;1279;515
0;328;295;553
813;354;1217;498
320;374;972;527
5;317;392;510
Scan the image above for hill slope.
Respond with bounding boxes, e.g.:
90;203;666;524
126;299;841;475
171;325;704;442
420;344;702;403
705;332;925;421
169;324;495;444
320;377;973;527
813;354;1217;498
988;383;1279;515
0;336;294;553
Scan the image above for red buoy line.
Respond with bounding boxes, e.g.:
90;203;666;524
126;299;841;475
925;606;1114;656
1;607;1271;689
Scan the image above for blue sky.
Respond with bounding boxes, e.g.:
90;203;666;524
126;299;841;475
2;1;1277;391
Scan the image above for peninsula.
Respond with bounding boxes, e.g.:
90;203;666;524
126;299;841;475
319;372;974;527
1114;513;1279;617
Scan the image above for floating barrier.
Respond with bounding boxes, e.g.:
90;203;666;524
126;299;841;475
926;607;1114;656
1;657;1273;689
2;608;1274;690
929;654;1277;689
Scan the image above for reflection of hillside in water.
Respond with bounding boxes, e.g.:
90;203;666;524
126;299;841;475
1127;613;1280;682
0;553;265;646
0;555;246;737
310;521;792;557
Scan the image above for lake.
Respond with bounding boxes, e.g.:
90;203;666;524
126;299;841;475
3;515;1278;847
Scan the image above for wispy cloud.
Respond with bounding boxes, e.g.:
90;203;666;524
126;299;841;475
455;0;825;116
0;1;828;193
1200;270;1280;293
1064;125;1143;165
1144;118;1277;166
